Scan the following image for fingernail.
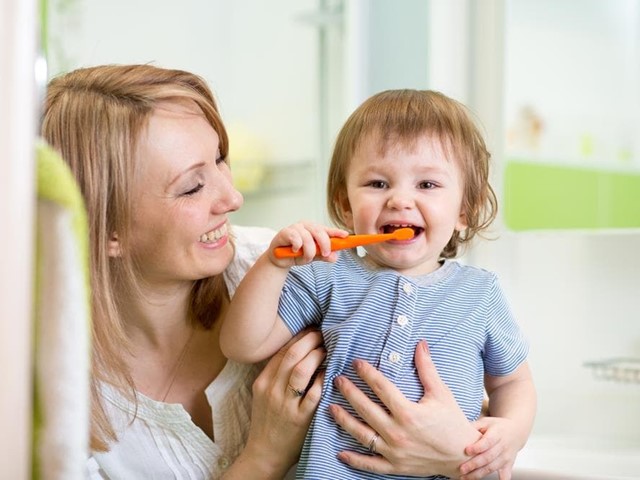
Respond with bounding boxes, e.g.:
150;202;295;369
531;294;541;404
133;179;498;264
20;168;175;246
333;376;344;387
420;340;430;355
352;359;363;370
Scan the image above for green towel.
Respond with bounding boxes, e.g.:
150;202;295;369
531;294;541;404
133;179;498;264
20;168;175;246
33;140;91;479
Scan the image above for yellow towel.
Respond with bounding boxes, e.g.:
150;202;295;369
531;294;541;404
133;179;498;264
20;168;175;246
33;140;91;479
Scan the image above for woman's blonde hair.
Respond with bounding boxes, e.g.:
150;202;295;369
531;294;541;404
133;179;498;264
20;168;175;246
327;89;497;258
41;64;230;451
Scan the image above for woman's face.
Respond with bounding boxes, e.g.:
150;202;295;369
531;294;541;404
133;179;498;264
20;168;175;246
123;100;243;288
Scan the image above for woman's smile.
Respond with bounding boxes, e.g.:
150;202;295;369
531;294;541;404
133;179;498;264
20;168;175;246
199;222;229;245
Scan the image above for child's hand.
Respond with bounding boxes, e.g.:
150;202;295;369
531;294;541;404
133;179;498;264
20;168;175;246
459;416;520;480
268;222;349;267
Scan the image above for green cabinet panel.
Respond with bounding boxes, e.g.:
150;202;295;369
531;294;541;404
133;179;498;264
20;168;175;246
504;160;640;230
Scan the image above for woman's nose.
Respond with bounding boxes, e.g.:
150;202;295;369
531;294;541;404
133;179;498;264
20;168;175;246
225;184;244;213
212;174;244;214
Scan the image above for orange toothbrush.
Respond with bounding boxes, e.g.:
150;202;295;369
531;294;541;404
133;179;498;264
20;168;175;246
274;227;415;259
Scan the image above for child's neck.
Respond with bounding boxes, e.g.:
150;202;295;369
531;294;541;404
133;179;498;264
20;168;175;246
356;250;444;277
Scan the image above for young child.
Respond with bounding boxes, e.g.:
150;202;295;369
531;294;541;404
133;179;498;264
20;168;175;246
221;89;536;479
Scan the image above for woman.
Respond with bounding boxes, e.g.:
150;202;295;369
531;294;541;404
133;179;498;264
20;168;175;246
41;64;497;479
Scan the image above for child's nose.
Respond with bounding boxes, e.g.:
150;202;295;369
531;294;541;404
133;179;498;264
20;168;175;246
386;191;415;210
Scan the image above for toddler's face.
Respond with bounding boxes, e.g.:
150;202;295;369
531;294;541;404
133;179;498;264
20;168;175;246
341;133;466;276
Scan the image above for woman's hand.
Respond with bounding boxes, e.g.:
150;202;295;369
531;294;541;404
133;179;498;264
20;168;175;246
224;330;325;479
329;340;482;478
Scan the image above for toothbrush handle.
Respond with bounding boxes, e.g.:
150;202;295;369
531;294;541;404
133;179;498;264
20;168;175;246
273;246;309;258
273;234;393;259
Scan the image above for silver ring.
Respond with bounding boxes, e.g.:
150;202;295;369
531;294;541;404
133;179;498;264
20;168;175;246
288;384;305;397
367;432;379;453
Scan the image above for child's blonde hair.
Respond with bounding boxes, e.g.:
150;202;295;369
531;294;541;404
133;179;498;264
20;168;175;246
327;89;497;258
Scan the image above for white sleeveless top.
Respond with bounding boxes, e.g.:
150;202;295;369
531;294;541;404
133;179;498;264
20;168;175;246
87;226;275;479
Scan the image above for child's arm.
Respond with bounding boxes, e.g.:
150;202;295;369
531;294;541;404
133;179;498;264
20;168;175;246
220;222;348;364
459;361;536;480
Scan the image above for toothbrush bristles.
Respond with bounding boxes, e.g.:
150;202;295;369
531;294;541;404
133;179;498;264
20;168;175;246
394;228;414;240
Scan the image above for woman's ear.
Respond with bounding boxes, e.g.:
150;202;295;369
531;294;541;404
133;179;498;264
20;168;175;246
107;233;122;258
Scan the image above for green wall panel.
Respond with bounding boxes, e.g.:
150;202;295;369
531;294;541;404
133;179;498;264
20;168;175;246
504;160;640;230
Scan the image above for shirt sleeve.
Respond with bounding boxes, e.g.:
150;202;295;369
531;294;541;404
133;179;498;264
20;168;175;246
482;275;529;376
278;264;326;335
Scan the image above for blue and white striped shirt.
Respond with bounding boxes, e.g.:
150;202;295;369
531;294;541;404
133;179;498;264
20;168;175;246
279;250;528;480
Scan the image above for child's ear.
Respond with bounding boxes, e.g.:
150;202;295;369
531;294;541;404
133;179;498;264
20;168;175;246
336;193;354;230
107;232;122;258
455;210;468;232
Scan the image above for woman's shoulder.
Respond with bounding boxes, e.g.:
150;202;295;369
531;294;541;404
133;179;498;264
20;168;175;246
232;225;276;251
225;225;275;294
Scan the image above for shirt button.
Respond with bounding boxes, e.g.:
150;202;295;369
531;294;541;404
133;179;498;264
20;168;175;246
388;352;401;363
397;315;408;326
402;283;413;295
218;457;230;469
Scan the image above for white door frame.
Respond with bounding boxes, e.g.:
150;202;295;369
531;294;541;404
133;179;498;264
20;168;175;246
0;0;37;477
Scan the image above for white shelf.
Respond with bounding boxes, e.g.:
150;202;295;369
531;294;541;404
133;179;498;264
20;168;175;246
584;358;640;385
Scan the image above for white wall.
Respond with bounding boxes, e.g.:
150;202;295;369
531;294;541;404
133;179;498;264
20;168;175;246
498;0;640;441
435;0;640;446
44;0;640;448
47;0;320;165
0;0;37;476
505;0;640;166
475;232;640;441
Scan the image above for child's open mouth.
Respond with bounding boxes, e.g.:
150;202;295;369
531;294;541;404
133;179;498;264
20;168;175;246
381;224;424;237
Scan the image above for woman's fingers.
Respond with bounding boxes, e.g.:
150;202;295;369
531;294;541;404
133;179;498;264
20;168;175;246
333;373;392;435
414;340;452;401
328;403;384;455
245;330;325;477
254;329;323;401
350;359;408;415
276;330;324;408
273;330;323;378
335;449;394;475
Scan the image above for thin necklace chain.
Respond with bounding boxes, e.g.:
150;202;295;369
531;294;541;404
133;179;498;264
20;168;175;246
160;328;196;403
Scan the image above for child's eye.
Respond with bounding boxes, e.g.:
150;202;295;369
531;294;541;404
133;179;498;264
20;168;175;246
183;183;204;196
216;155;227;165
367;180;387;189
419;181;437;189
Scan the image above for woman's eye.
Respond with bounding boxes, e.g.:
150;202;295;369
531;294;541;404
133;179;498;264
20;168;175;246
183;183;204;196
